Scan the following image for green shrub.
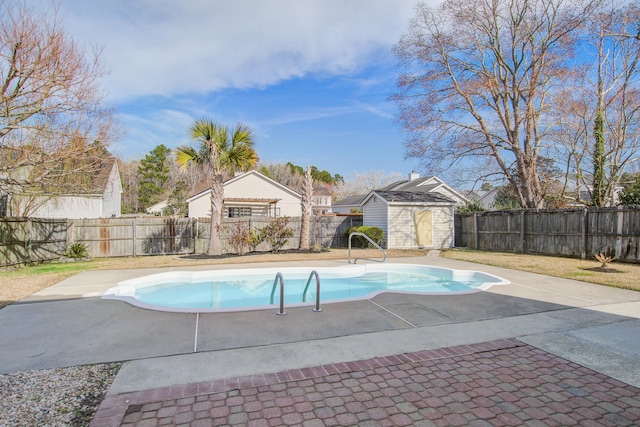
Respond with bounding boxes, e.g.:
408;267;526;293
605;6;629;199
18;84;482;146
456;200;486;214
619;175;640;206
259;217;295;252
345;226;384;248
247;228;265;252
64;242;89;259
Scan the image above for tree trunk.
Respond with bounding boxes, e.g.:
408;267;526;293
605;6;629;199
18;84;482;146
207;174;224;256
592;111;606;206
299;167;313;250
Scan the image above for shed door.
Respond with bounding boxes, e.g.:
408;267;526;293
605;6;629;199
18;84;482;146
414;209;433;247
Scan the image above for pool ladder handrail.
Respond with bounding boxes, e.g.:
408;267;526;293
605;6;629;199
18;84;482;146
348;232;387;264
269;272;286;315
302;270;323;312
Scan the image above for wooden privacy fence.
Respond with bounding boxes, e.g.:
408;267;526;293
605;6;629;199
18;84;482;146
199;216;362;254
0;218;69;267
1;215;363;267
455;206;640;263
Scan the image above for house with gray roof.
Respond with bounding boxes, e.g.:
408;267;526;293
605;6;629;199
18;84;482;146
378;173;468;206
358;173;467;249
4;158;122;219
332;194;366;214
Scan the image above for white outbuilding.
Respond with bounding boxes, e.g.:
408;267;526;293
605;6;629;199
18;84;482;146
360;173;467;249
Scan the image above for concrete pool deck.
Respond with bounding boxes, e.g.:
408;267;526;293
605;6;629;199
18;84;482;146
1;255;640;425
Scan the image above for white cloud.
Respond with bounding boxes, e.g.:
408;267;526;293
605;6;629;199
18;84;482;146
114;108;194;157
353;101;394;119
53;0;425;101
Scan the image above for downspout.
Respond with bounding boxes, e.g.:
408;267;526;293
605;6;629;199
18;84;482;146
450;204;455;248
385;198;390;250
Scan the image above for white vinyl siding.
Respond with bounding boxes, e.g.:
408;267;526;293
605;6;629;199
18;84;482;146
224;173;300;217
413;177;468;206
361;177;460;250
362;198;455;249
16;161;122;219
432;187;466;207
29;196;102;219
431;206;455;248
386;206;451;249
387;206;414;249
187;171;302;219
362;194;388;247
101;163;122;217
188;193;211;218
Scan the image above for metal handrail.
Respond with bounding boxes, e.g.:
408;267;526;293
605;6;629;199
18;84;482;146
302;270;322;312
269;272;286;315
348;232;387;264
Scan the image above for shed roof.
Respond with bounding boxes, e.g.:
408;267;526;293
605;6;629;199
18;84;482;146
368;190;456;205
333;194;367;206
378;175;467;204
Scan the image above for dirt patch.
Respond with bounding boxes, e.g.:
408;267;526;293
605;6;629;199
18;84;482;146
582;266;624;273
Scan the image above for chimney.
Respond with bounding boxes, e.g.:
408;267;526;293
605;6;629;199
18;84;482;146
409;171;420;181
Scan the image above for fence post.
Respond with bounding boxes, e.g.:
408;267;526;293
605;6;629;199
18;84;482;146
581;208;588;260
66;219;74;247
473;213;479;249
520;210;526;253
615;206;624;259
132;218;137;257
189;218;194;254
26;218;33;264
194;218;199;254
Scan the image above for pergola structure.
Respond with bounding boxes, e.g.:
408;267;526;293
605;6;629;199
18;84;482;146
223;197;281;217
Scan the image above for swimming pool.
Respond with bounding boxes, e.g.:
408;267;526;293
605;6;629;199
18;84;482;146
102;263;510;313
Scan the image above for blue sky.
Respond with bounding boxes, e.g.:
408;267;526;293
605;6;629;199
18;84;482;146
44;0;439;180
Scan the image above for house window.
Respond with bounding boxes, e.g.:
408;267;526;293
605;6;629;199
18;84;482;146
227;207;251;217
268;205;281;217
0;195;6;217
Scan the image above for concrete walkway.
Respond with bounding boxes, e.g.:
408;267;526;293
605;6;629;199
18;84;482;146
1;256;639;426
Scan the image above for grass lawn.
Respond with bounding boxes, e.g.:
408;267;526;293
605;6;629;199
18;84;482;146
1;247;638;309
441;248;640;292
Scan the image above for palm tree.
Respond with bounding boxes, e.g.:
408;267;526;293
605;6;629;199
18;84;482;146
175;118;258;256
299;166;313;250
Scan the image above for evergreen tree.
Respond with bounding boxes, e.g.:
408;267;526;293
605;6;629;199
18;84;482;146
138;145;171;209
619;174;640;206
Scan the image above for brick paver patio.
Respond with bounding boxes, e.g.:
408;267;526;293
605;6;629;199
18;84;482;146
91;339;640;426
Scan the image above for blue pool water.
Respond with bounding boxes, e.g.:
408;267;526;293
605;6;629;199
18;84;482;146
103;263;510;313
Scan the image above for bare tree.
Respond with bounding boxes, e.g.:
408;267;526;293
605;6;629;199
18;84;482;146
333;170;404;200
299;165;313;251
393;0;602;209
0;1;119;213
589;1;640;206
118;158;142;214
259;162;305;193
167;154;208;192
551;1;640;206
